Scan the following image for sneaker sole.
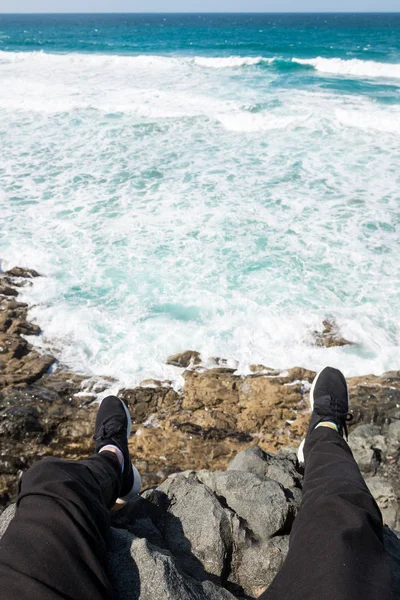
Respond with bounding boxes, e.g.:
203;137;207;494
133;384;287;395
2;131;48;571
115;398;142;504
297;368;323;464
297;367;349;464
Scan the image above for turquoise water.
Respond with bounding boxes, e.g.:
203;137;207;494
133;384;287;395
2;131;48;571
0;14;399;385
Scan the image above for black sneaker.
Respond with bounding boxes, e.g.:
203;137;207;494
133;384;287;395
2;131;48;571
297;367;353;463
94;395;141;504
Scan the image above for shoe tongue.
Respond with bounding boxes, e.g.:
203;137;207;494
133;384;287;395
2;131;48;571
315;394;333;414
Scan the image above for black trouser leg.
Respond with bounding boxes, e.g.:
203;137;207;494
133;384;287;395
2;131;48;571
0;452;121;600
260;426;394;600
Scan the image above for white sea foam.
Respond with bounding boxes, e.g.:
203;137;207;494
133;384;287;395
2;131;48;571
1;50;399;386
336;107;400;134
293;57;400;80
194;56;270;68
217;112;309;132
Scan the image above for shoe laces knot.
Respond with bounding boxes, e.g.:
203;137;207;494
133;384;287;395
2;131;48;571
315;395;353;439
93;423;125;444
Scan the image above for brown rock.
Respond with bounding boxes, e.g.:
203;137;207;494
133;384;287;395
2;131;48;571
166;350;201;368
119;386;180;424
182;369;241;410
0;281;18;297
0;350;56;388
249;365;281;375
313;318;354;348
4;267;40;278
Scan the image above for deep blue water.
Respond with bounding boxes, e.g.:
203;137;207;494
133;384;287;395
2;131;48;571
1;13;400;61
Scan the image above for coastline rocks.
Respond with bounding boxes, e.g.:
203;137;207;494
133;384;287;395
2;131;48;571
1;268;400;527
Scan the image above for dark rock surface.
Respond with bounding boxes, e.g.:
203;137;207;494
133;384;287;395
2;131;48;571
0;447;399;599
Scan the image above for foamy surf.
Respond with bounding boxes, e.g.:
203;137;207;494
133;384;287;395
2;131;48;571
1;12;399;388
293;57;400;80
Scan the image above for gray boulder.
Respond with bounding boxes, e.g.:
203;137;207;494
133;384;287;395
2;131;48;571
158;475;233;582
195;470;291;541
387;420;400;456
348;425;387;473
227;445;302;490
235;536;289;598
365;478;399;530
108;528;236;600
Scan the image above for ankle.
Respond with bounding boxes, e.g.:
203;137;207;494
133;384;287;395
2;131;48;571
99;445;124;471
315;421;339;434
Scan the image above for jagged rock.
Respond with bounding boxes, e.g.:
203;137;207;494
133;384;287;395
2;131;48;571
119;386;180;424
235;536;289;597
195;470;292;542
182;370;240;410
249;365;280;375
365;478;399;530
166;350;201;369
348;425;387;473
4;267;40;279
158;475;233;582
107;529;236;600
347;371;400;425
387;420;400;456
0;280;18;297
227;446;302;490
313;318;354;348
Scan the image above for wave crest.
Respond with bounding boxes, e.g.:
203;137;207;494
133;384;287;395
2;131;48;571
292;57;400;80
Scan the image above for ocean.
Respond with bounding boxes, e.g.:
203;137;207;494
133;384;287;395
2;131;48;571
0;13;399;387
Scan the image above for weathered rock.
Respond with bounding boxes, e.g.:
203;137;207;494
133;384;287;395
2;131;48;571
195;470;292;542
249;365;280;375
387;420;400;456
4;267;40;279
166;350;201;369
347;371;400;425
119;386;180;424
235;536;289;597
227;446;302;490
365;478;399;530
0;349;55;388
0;280;18;297
158;475;233;582
107;529;236;600
313;318;354;348
348;425;387;473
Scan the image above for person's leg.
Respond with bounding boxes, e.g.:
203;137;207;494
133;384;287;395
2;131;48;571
0;395;140;600
0;452;121;600
259;367;394;600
